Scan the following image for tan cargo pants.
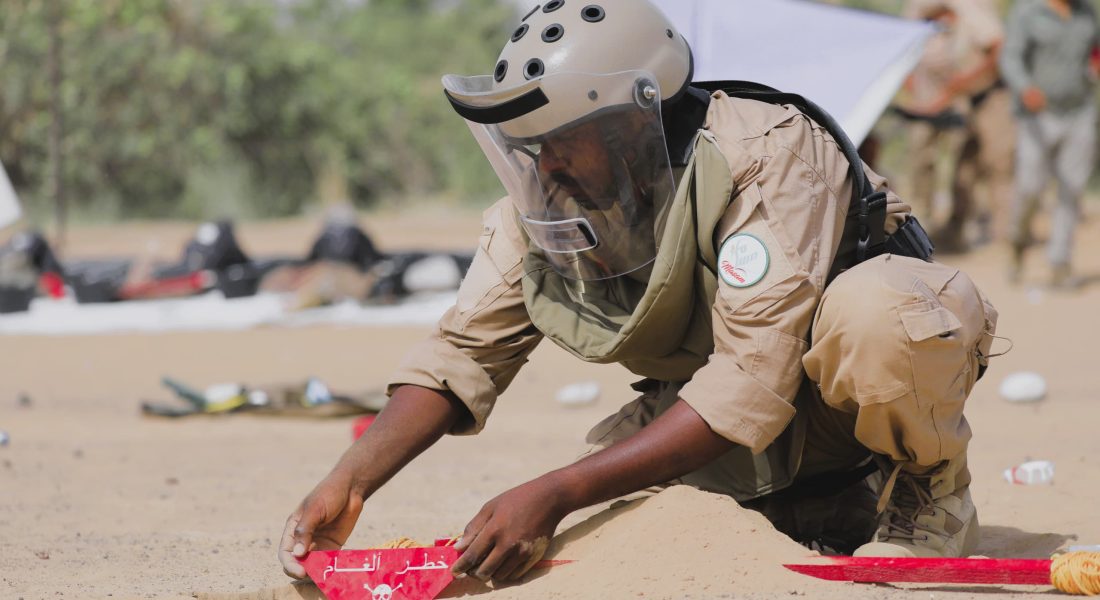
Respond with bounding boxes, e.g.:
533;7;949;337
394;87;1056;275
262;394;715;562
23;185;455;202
951;87;1016;242
907;122;965;223
582;255;997;516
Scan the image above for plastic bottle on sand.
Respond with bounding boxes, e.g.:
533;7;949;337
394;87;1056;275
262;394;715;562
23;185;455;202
555;381;601;407
1003;460;1055;485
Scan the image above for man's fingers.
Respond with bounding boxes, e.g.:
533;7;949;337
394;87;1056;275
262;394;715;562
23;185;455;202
280;512;300;555
279;549;308;579
472;543;513;582
279;498;328;579
454;506;492;552
492;551;529;582
452;533;493;577
292;508;320;558
279;513;308;579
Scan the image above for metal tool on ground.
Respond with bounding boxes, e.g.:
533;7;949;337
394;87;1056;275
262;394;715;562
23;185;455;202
784;553;1100;595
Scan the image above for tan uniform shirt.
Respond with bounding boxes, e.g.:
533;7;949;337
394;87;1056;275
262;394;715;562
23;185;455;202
903;0;1004;105
953;0;1005;95
389;92;910;455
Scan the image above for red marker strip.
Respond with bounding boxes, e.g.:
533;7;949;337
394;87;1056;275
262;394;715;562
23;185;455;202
784;556;1052;586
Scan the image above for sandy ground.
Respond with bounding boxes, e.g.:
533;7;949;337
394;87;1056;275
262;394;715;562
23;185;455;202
3;204;1100;600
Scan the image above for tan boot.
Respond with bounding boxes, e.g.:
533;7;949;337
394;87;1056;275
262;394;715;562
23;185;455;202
854;458;979;558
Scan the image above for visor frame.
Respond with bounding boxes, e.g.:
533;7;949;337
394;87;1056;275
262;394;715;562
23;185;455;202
448;70;679;282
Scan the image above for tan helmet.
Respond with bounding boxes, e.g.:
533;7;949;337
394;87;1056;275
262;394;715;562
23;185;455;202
443;0;692;135
441;0;691;281
496;0;690;99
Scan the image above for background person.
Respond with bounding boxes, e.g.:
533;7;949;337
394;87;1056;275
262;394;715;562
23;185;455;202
898;0;969;225
1001;0;1100;288
901;0;1014;252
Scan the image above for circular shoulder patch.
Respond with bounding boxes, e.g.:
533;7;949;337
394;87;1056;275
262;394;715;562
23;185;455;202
717;233;770;288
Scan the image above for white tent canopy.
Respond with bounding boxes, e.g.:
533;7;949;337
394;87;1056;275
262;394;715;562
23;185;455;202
652;0;934;144
0;159;21;229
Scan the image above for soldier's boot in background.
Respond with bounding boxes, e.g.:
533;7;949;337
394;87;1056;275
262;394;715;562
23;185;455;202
854;456;978;558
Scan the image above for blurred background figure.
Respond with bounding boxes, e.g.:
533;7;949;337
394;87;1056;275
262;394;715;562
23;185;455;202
898;0;967;225
1001;0;1100;289
899;0;1013;253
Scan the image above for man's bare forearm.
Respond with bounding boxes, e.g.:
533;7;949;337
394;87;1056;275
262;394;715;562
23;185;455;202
542;399;736;514
332;384;467;499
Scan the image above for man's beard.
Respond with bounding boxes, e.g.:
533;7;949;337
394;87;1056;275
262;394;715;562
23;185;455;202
546;171;623;212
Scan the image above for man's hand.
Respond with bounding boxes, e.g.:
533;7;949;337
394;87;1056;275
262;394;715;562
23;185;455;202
1021;86;1047;113
451;477;568;582
449;400;736;583
279;472;365;578
276;385;466;579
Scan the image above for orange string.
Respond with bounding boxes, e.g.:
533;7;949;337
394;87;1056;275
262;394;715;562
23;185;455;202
1051;552;1100;596
376;537;421;549
375;534;460;549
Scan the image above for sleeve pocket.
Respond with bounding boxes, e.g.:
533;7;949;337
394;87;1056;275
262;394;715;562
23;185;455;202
454;203;526;326
750;329;810;402
455;235;503;316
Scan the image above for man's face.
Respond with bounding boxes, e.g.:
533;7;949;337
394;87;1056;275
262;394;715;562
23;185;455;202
535;119;618;212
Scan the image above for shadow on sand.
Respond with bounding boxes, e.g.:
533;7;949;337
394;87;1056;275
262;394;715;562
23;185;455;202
976;525;1077;558
440;498;648;597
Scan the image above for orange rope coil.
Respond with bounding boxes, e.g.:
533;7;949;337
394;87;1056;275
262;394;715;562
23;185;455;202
1052;552;1100;596
376;535;460;549
377;537;421;549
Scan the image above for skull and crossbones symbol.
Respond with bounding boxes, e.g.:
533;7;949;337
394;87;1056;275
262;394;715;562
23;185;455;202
363;582;402;600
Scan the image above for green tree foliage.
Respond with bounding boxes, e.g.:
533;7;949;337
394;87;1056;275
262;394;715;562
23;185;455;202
4;0;1098;221
0;0;514;220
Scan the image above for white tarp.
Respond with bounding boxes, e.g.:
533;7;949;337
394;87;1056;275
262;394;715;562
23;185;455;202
652;0;934;144
0;159;21;229
0;291;458;336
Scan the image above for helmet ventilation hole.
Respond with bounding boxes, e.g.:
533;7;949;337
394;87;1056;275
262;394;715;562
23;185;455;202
511;23;529;42
543;0;564;13
581;5;605;22
522;4;540;21
494;60;509;82
541;23;564;43
666;29;674;38
587;90;599;101
523;58;545;80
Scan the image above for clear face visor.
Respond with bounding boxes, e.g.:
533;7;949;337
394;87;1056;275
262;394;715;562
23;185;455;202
444;70;677;281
